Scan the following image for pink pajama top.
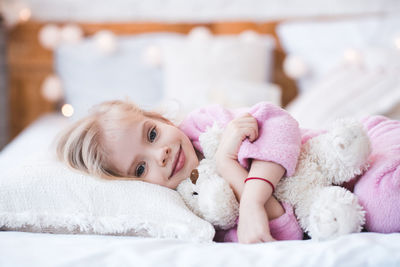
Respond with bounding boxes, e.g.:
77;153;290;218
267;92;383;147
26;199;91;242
179;101;302;176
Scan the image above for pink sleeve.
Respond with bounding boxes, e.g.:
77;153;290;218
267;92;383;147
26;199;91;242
179;102;301;176
236;102;301;176
179;105;234;154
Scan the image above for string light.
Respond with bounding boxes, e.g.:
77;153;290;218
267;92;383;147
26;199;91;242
394;36;400;50
38;24;61;50
38;23;84;50
60;24;84;44
239;30;259;43
94;30;117;55
283;54;308;79
344;48;363;65
18;7;31;22
188;26;212;41
61;104;74;117
41;74;63;102
143;45;162;67
0;0;32;27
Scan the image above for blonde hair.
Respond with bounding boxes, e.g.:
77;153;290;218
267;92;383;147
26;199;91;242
56;100;169;179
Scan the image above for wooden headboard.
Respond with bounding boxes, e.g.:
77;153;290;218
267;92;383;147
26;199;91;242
7;20;298;140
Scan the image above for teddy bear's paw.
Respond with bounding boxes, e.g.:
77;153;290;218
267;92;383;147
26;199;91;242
307;186;365;240
198;176;239;229
326;119;371;183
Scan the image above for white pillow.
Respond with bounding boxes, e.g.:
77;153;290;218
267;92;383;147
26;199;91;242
0;152;215;242
55;33;182;120
208;80;281;109
286;48;400;129
276;15;400;93
161;30;275;113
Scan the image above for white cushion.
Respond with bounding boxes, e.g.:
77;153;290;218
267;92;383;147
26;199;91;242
286;50;400;129
208;80;281;109
278;15;400;128
0;151;215;242
55;33;182;120
161;31;275;113
276;15;400;93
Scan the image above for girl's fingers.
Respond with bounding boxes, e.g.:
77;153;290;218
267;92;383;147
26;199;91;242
247;128;258;142
230;113;259;142
240;124;258;142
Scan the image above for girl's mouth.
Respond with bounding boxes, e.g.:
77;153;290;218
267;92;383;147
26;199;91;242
170;146;185;178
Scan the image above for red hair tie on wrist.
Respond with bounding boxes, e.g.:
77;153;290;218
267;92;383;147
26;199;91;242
244;177;275;193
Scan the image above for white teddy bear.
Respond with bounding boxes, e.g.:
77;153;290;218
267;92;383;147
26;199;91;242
177;119;370;239
177;123;239;230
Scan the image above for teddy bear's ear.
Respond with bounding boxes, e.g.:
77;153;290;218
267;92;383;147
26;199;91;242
199;123;223;158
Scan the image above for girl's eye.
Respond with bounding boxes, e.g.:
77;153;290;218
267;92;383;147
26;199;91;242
148;127;157;143
135;162;146;177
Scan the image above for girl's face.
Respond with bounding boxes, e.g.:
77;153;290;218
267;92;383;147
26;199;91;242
104;116;199;189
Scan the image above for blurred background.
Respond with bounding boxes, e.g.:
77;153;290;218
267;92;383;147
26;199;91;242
1;0;400;151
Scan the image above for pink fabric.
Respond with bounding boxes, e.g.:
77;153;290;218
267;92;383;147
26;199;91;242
214;203;303;242
179;102;302;176
353;115;400;233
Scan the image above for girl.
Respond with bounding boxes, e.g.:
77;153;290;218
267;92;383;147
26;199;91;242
57;100;400;242
57;100;303;243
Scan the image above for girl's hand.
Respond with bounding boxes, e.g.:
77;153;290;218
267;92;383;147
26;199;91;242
216;113;258;164
237;198;277;243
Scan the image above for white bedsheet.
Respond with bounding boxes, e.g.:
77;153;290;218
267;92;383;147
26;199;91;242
1;114;400;267
0;231;400;267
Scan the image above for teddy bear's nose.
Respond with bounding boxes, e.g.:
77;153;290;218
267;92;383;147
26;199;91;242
190;169;199;184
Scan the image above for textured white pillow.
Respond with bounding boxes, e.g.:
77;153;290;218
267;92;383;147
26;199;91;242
286;49;400;129
276;15;400;93
0;152;215;242
162;30;275;113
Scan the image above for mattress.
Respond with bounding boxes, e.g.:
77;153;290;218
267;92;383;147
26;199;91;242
0;114;400;267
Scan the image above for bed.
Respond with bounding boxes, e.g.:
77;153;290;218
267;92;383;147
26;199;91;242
2;14;400;267
1;114;400;267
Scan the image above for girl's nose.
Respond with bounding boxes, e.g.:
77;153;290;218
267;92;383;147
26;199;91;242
159;146;171;167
